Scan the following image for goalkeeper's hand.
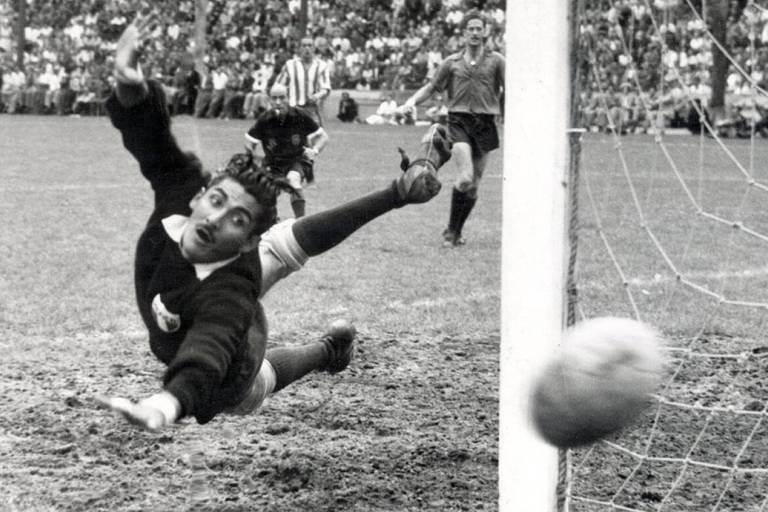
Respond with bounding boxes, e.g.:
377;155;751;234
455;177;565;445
114;12;157;85
96;391;181;432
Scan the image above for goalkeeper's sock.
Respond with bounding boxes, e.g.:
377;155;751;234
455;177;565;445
266;342;329;392
292;186;400;257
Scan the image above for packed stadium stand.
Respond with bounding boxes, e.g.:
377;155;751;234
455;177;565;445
0;0;505;118
579;0;768;135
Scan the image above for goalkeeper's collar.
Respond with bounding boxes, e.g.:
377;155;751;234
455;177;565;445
161;214;239;281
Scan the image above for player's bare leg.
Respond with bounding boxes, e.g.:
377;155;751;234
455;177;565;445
287;170;306;218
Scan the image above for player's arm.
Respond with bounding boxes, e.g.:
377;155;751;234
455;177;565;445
113;13;154;108
106;12;202;198
244;129;266;163
99;293;255;431
304;126;328;161
310;63;332;103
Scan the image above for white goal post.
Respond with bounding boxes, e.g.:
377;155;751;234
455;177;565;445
499;1;573;511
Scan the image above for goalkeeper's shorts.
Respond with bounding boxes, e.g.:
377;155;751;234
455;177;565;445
224;359;277;416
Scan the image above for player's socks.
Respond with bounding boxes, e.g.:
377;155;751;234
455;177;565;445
454;191;477;238
291;198;306;218
265;343;328;392
293;186;401;257
446;187;464;236
266;320;355;391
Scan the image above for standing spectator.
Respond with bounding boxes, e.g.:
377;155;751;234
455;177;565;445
366;94;399;125
337;91;359;122
56;71;76;116
274;37;331;124
194;70;214;118
398;11;505;247
243;63;272;120
205;63;229;118
221;64;245;119
1;63;26;114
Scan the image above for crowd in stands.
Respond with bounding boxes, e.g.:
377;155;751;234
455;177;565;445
578;0;768;135
0;0;506;119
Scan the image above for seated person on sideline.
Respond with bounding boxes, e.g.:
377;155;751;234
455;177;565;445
97;15;453;432
244;83;328;219
337;91;360;122
365;94;400;125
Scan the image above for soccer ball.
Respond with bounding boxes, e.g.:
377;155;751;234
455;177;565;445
530;317;664;449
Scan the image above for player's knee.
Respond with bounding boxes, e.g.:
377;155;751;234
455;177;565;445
287;171;303;190
455;179;478;199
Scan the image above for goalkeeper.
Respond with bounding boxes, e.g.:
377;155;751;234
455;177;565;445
97;14;452;432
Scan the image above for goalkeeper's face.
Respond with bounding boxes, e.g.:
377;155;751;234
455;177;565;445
181;177;265;263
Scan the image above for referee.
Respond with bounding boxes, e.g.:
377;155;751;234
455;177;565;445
399;10;505;247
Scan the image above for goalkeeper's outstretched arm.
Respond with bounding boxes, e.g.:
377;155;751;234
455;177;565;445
114;13;156;108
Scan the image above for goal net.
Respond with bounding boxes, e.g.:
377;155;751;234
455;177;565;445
565;0;768;510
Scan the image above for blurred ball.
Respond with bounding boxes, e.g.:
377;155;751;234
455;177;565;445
531;317;664;449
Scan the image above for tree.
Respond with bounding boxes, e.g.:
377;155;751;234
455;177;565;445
14;0;26;68
708;0;748;121
194;0;207;75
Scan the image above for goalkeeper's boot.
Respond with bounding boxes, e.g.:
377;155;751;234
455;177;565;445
320;319;357;374
394;123;452;204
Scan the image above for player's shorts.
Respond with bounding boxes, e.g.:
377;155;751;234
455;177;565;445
224;359;277;416
447;112;500;158
267;158;315;184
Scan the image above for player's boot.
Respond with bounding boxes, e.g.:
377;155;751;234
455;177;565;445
394;123;453;204
320;319;357;374
442;228;466;248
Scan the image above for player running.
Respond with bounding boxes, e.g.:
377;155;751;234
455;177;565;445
96;15;451;432
244;83;328;219
398;10;504;247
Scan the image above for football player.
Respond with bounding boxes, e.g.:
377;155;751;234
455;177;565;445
244;83;328;219
96;14;452;431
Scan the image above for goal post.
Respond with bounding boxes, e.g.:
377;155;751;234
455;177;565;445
499;0;574;510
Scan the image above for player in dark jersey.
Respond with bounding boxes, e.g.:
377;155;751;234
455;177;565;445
398;10;505;247
245;83;328;219
96;15;452;431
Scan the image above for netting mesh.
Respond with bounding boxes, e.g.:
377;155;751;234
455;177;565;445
564;0;768;510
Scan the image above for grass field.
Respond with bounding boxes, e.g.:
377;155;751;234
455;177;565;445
4;110;768;511
0;113;502;511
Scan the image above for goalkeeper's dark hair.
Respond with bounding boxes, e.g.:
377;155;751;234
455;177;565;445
205;152;295;235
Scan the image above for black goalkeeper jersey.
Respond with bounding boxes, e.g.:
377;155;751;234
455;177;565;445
107;80;266;424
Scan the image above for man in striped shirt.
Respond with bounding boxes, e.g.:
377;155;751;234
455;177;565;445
274;37;331;124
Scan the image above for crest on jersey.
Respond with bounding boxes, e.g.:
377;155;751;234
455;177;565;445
266;138;277;151
291;134;301;146
152;294;181;333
